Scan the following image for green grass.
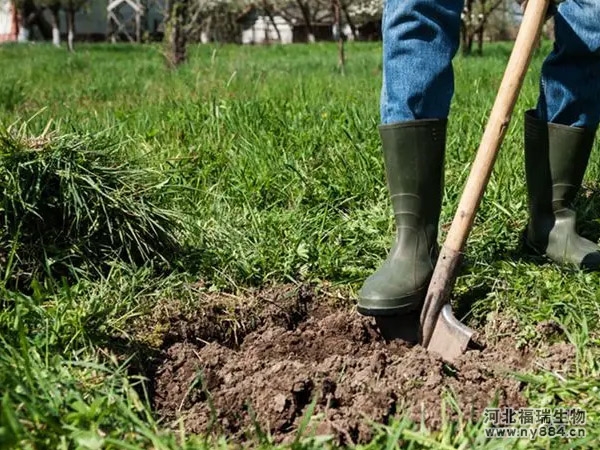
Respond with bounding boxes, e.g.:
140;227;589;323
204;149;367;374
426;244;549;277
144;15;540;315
0;41;599;448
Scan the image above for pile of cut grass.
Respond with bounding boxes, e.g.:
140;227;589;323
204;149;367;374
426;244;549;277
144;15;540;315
0;123;185;289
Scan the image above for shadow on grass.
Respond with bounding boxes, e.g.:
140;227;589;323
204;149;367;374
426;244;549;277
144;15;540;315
487;187;600;269
453;283;492;322
575;187;600;243
91;333;163;407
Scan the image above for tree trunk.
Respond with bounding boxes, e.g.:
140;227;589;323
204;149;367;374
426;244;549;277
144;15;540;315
476;0;485;55
263;1;281;42
333;0;344;73
477;23;485;55
17;23;30;42
264;18;269;44
296;0;315;43
136;8;141;42
49;7;60;47
340;1;357;40
461;0;473;55
16;6;30;42
66;8;75;52
14;0;52;42
165;0;188;67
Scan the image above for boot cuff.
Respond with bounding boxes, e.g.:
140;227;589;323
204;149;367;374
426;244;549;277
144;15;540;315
525;109;597;135
379;119;447;131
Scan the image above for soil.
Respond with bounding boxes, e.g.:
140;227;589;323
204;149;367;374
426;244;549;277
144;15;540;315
151;284;575;445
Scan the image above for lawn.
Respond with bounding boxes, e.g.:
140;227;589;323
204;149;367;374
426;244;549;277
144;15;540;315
0;41;599;449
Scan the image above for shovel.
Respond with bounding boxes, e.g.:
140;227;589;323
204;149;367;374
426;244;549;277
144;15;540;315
419;0;551;363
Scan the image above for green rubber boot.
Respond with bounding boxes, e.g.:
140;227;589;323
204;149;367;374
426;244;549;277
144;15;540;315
357;120;446;316
524;110;600;270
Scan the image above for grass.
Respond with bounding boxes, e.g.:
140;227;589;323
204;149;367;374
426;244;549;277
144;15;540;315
0;40;599;448
0;124;185;289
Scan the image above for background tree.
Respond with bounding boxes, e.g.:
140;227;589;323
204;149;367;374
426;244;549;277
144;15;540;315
201;0;244;43
61;0;80;51
275;0;332;43
18;0;89;49
294;0;316;42
183;0;247;43
36;0;61;46
261;0;282;42
461;0;504;55
164;0;248;67
332;0;344;72
44;0;89;51
164;0;189;67
344;0;382;40
13;0;46;41
484;0;517;42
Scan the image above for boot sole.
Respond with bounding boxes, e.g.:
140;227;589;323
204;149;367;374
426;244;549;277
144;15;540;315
356;287;425;317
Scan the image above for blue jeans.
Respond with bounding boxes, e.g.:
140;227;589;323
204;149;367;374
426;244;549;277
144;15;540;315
381;0;600;128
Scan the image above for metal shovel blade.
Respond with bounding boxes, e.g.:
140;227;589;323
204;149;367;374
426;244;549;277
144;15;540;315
426;304;474;363
420;246;475;363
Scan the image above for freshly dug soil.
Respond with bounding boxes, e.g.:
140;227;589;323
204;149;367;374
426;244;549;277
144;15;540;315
152;284;574;445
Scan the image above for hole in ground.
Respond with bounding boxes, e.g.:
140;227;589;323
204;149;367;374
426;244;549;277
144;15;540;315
142;283;576;445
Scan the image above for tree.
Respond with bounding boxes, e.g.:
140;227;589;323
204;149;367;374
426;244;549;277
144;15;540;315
332;0;344;72
182;0;248;43
13;0;39;41
344;0;382;40
164;0;189;66
461;0;504;55
163;0;248;67
13;0;57;42
60;0;88;51
344;0;381;22
36;0;61;46
13;0;87;48
261;0;282;42
49;1;60;46
484;0;517;42
295;0;316;42
267;0;382;44
339;0;356;40
275;0;332;43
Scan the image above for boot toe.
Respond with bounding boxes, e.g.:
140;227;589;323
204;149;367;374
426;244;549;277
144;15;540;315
357;272;425;316
538;226;600;271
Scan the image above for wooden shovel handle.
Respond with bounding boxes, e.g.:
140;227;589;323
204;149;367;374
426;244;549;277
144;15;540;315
446;0;549;251
420;0;550;346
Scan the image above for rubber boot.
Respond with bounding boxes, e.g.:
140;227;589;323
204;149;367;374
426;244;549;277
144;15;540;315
358;120;445;316
524;110;600;270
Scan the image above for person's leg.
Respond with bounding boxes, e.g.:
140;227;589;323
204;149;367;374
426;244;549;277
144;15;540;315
536;0;600;128
358;0;462;316
380;0;463;123
525;1;600;270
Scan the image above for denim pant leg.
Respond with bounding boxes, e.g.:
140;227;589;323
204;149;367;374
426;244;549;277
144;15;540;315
380;0;463;124
536;0;600;128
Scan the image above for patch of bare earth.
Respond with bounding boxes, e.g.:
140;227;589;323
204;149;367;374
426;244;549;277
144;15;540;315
151;284;574;445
